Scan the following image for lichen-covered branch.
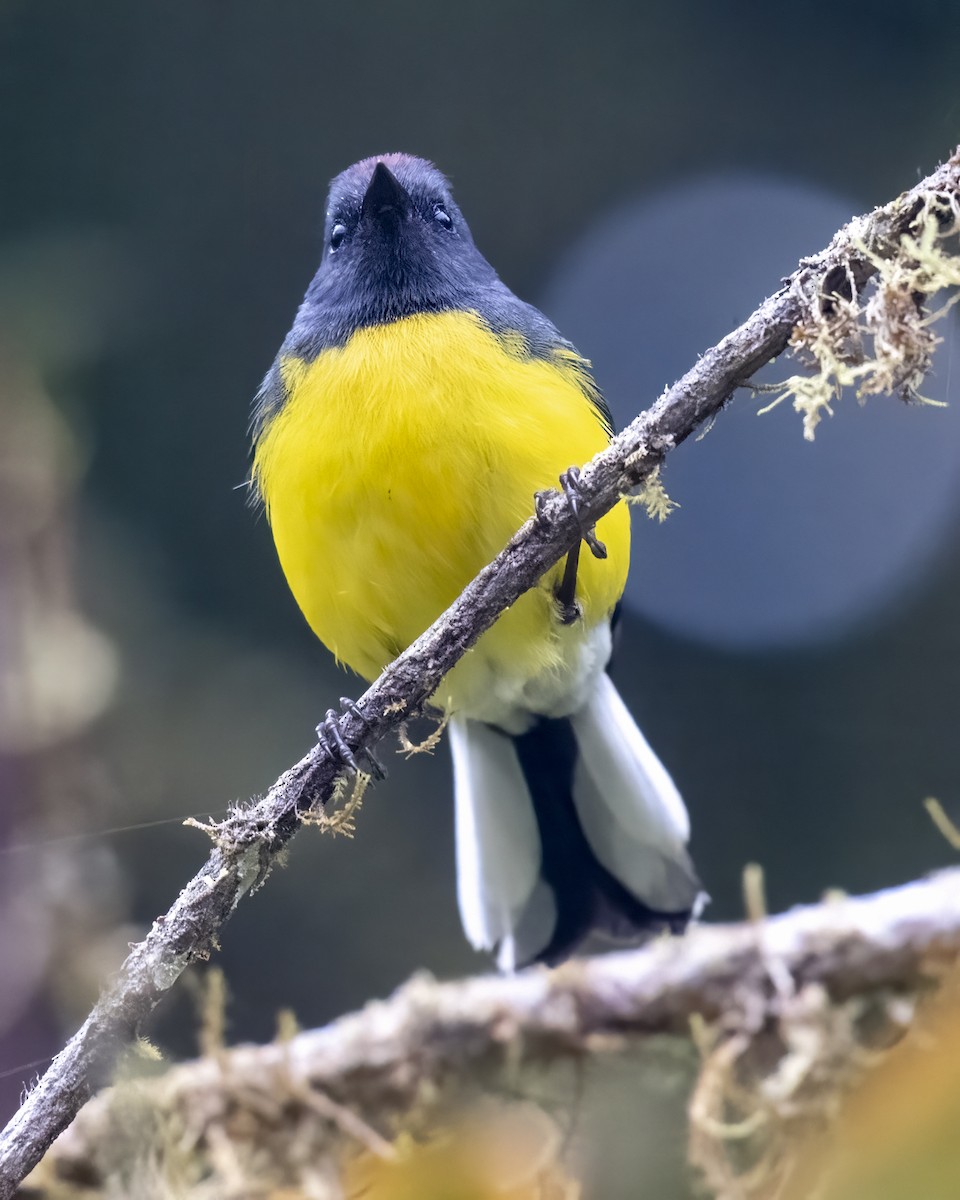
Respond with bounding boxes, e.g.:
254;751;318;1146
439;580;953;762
1;148;958;1199
29;869;960;1198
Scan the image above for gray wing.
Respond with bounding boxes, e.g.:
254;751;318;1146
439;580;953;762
249;359;286;443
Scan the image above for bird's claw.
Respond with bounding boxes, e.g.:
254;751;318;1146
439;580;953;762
316;700;386;780
558;466;607;559
340;697;387;780
534;489;552;524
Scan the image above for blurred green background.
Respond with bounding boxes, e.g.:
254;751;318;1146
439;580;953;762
2;2;959;1194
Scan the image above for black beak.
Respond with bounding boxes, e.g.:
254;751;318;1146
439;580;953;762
361;162;411;222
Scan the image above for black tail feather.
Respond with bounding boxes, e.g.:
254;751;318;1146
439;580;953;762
511;716;691;966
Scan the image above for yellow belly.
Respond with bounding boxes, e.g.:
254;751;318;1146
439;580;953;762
252;310;630;718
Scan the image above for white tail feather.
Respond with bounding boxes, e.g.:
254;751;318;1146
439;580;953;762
449;716;543;956
569;673;700;912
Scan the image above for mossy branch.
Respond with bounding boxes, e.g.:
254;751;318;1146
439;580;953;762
1;148;959;1199
758;187;960;439
27;870;960;1198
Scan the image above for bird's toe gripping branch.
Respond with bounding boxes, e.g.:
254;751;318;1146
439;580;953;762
559;466;608;560
316;699;386;781
535;465;608;626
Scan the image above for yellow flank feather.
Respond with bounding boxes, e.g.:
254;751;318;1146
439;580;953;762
252;310;629;720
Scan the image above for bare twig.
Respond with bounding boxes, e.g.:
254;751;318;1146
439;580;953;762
1;148;958;1198
31;870;960;1196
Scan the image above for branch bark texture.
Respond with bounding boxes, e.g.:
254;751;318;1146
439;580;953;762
2;149;959;1197
37;869;960;1195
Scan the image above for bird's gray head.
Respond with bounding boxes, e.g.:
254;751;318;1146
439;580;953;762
285;154;503;354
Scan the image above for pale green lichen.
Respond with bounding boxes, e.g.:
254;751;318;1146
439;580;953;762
760;192;960;440
301;768;370;837
627;466;679;522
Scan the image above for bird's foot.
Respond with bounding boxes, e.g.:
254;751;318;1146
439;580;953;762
558;466;607;560
316;700;386;780
538;466;607;624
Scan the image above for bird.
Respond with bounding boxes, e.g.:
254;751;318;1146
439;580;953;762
251;153;703;969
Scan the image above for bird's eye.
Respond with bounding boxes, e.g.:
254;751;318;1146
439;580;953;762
433;204;453;230
330;223;348;251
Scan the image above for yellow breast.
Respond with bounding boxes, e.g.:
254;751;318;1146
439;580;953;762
252;310;629;718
